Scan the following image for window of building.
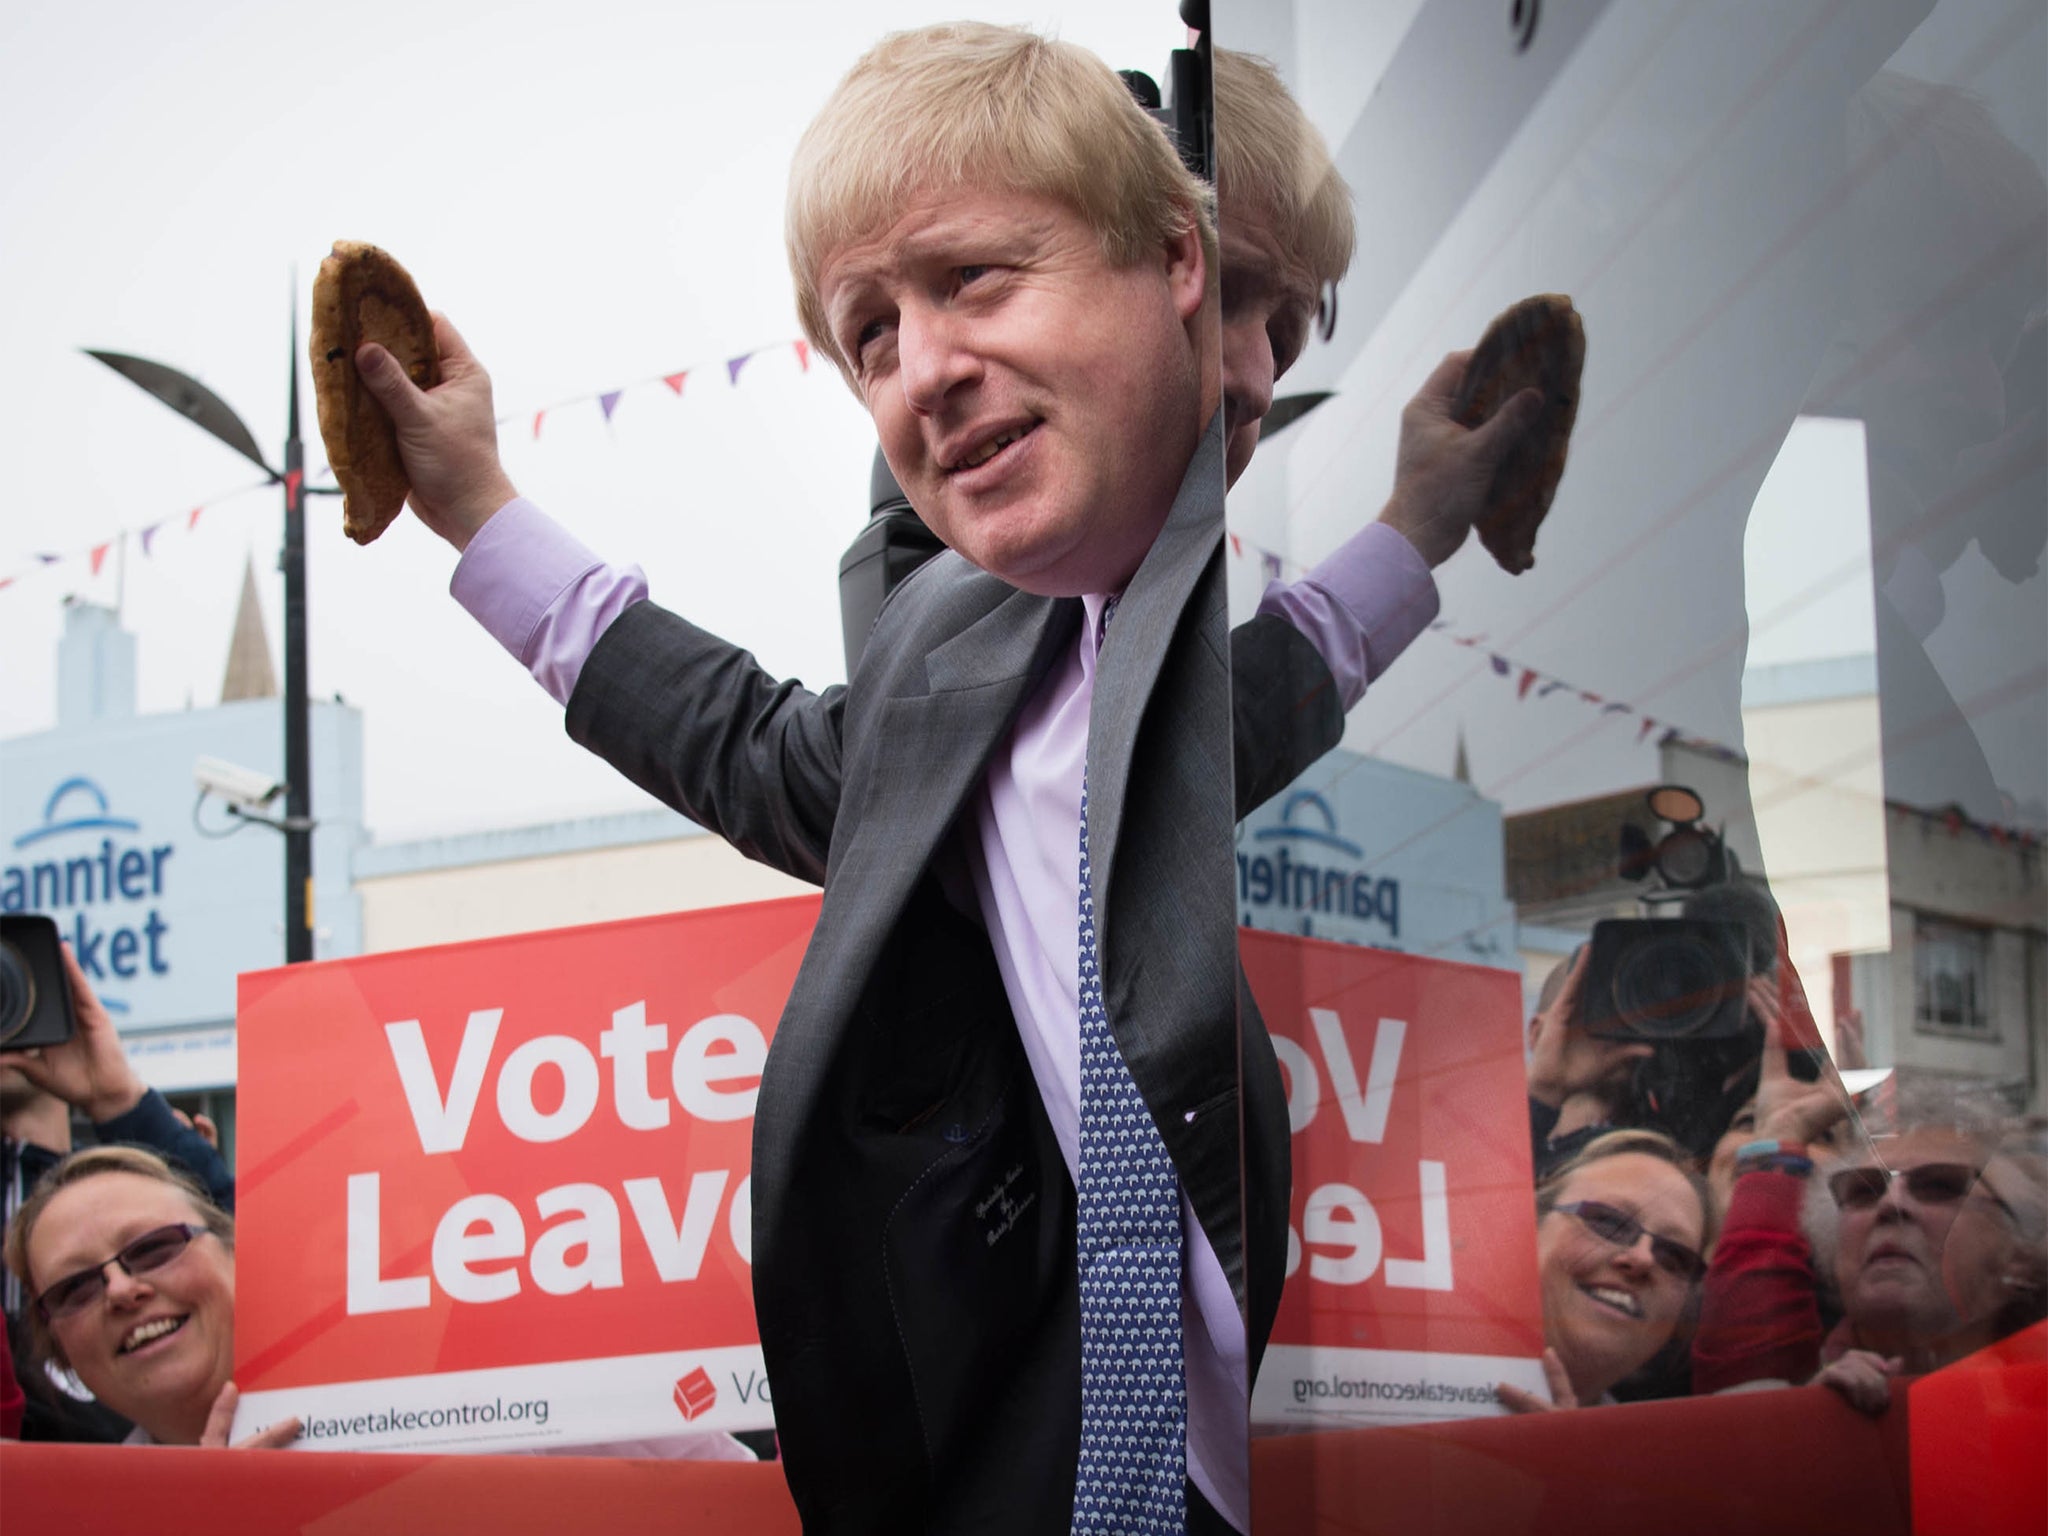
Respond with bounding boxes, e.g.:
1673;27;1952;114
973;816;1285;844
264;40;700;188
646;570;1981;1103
1913;918;1996;1041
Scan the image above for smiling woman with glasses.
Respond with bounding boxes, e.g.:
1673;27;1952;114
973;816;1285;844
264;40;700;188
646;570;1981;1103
2;1145;299;1449
1499;1128;1718;1413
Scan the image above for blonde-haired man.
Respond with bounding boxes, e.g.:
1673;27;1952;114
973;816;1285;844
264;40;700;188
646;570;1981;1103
360;23;1532;1534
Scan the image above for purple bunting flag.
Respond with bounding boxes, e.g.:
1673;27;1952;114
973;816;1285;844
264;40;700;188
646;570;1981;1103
1489;654;1509;676
599;390;623;422
727;353;751;386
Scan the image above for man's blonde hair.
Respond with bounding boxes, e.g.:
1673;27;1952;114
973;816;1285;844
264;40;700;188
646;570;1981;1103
787;22;1214;376
1214;50;1354;288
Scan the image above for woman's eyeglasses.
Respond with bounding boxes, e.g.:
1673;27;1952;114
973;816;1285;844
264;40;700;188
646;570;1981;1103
1827;1162;1982;1213
1554;1199;1707;1282
33;1223;212;1322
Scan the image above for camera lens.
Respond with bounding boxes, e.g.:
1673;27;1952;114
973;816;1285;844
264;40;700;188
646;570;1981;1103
1610;932;1736;1039
0;940;33;1045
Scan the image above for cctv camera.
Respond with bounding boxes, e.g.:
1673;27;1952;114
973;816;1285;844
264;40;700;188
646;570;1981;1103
195;756;286;811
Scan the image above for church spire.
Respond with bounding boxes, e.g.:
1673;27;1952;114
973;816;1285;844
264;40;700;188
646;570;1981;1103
221;553;280;702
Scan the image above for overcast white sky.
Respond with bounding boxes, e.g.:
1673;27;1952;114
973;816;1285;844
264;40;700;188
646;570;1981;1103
5;0;2040;843
0;0;1186;841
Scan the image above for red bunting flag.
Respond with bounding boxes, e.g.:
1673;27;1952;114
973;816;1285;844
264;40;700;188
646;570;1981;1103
599;391;622;422
1636;717;1658;742
0;576;13;592
90;542;110;576
1517;669;1537;699
1580;690;1603;705
1227;532;1242;558
792;340;810;373
663;371;688;396
533;410;546;440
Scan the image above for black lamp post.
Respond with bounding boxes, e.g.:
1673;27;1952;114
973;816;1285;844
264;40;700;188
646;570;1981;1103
85;292;334;965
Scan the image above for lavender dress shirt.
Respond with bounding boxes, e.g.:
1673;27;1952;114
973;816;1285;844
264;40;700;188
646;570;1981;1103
451;499;1436;1531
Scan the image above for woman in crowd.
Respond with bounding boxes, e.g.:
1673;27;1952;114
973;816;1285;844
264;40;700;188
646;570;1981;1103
7;1144;759;1458
2;1145;298;1447
1695;1067;2048;1411
1499;1128;1716;1411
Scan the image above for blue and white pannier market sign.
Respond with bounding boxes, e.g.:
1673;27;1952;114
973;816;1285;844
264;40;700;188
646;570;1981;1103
1237;751;1516;969
0;699;364;1036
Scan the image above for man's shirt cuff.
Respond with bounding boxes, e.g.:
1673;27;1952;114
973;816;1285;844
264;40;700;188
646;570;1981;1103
1255;521;1439;710
450;497;648;706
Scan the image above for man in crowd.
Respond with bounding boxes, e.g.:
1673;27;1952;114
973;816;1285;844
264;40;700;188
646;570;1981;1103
355;24;1535;1533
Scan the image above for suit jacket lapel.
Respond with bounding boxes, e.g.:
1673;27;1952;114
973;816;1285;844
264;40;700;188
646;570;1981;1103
759;575;1075;1177
1085;413;1226;903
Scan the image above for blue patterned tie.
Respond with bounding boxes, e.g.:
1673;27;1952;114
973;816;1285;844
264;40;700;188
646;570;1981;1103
1071;598;1186;1535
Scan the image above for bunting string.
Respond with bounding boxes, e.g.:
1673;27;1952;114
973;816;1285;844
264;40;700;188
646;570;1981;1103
512;337;816;441
3;337;824;596
1224;525;2043;852
0;477;272;597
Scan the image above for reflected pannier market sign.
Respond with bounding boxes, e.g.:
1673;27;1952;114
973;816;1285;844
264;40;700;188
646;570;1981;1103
1242;930;1548;1424
232;898;820;1452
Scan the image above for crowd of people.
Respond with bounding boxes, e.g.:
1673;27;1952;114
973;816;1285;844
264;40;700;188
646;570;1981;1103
6;907;2042;1452
1506;917;2048;1418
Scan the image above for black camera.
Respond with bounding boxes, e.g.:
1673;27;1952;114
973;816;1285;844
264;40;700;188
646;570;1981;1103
1577;916;1752;1043
0;914;78;1050
1573;786;1794;1158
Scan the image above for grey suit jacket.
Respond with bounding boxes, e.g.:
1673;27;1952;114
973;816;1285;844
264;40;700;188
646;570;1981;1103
566;421;1341;1533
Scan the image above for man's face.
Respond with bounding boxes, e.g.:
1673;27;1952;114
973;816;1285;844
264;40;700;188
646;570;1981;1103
1218;198;1319;485
819;189;1211;598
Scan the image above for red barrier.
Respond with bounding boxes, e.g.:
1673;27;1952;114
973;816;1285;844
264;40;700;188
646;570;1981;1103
1910;1323;2048;1536
0;1443;803;1534
1251;1384;1913;1535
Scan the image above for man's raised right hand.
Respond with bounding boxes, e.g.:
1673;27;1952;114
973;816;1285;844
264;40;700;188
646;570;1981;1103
355;313;520;553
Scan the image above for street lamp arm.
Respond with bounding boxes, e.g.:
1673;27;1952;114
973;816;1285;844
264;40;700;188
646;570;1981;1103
82;349;277;477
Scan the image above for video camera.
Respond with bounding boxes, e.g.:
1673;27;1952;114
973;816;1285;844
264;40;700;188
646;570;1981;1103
0;914;77;1051
1575;785;1800;1159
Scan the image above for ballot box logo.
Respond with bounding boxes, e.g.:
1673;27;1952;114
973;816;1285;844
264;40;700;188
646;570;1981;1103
673;1365;718;1421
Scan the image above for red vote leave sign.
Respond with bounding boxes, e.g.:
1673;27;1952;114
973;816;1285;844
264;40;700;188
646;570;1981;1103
1242;931;1547;1425
232;901;1538;1448
232;896;819;1453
